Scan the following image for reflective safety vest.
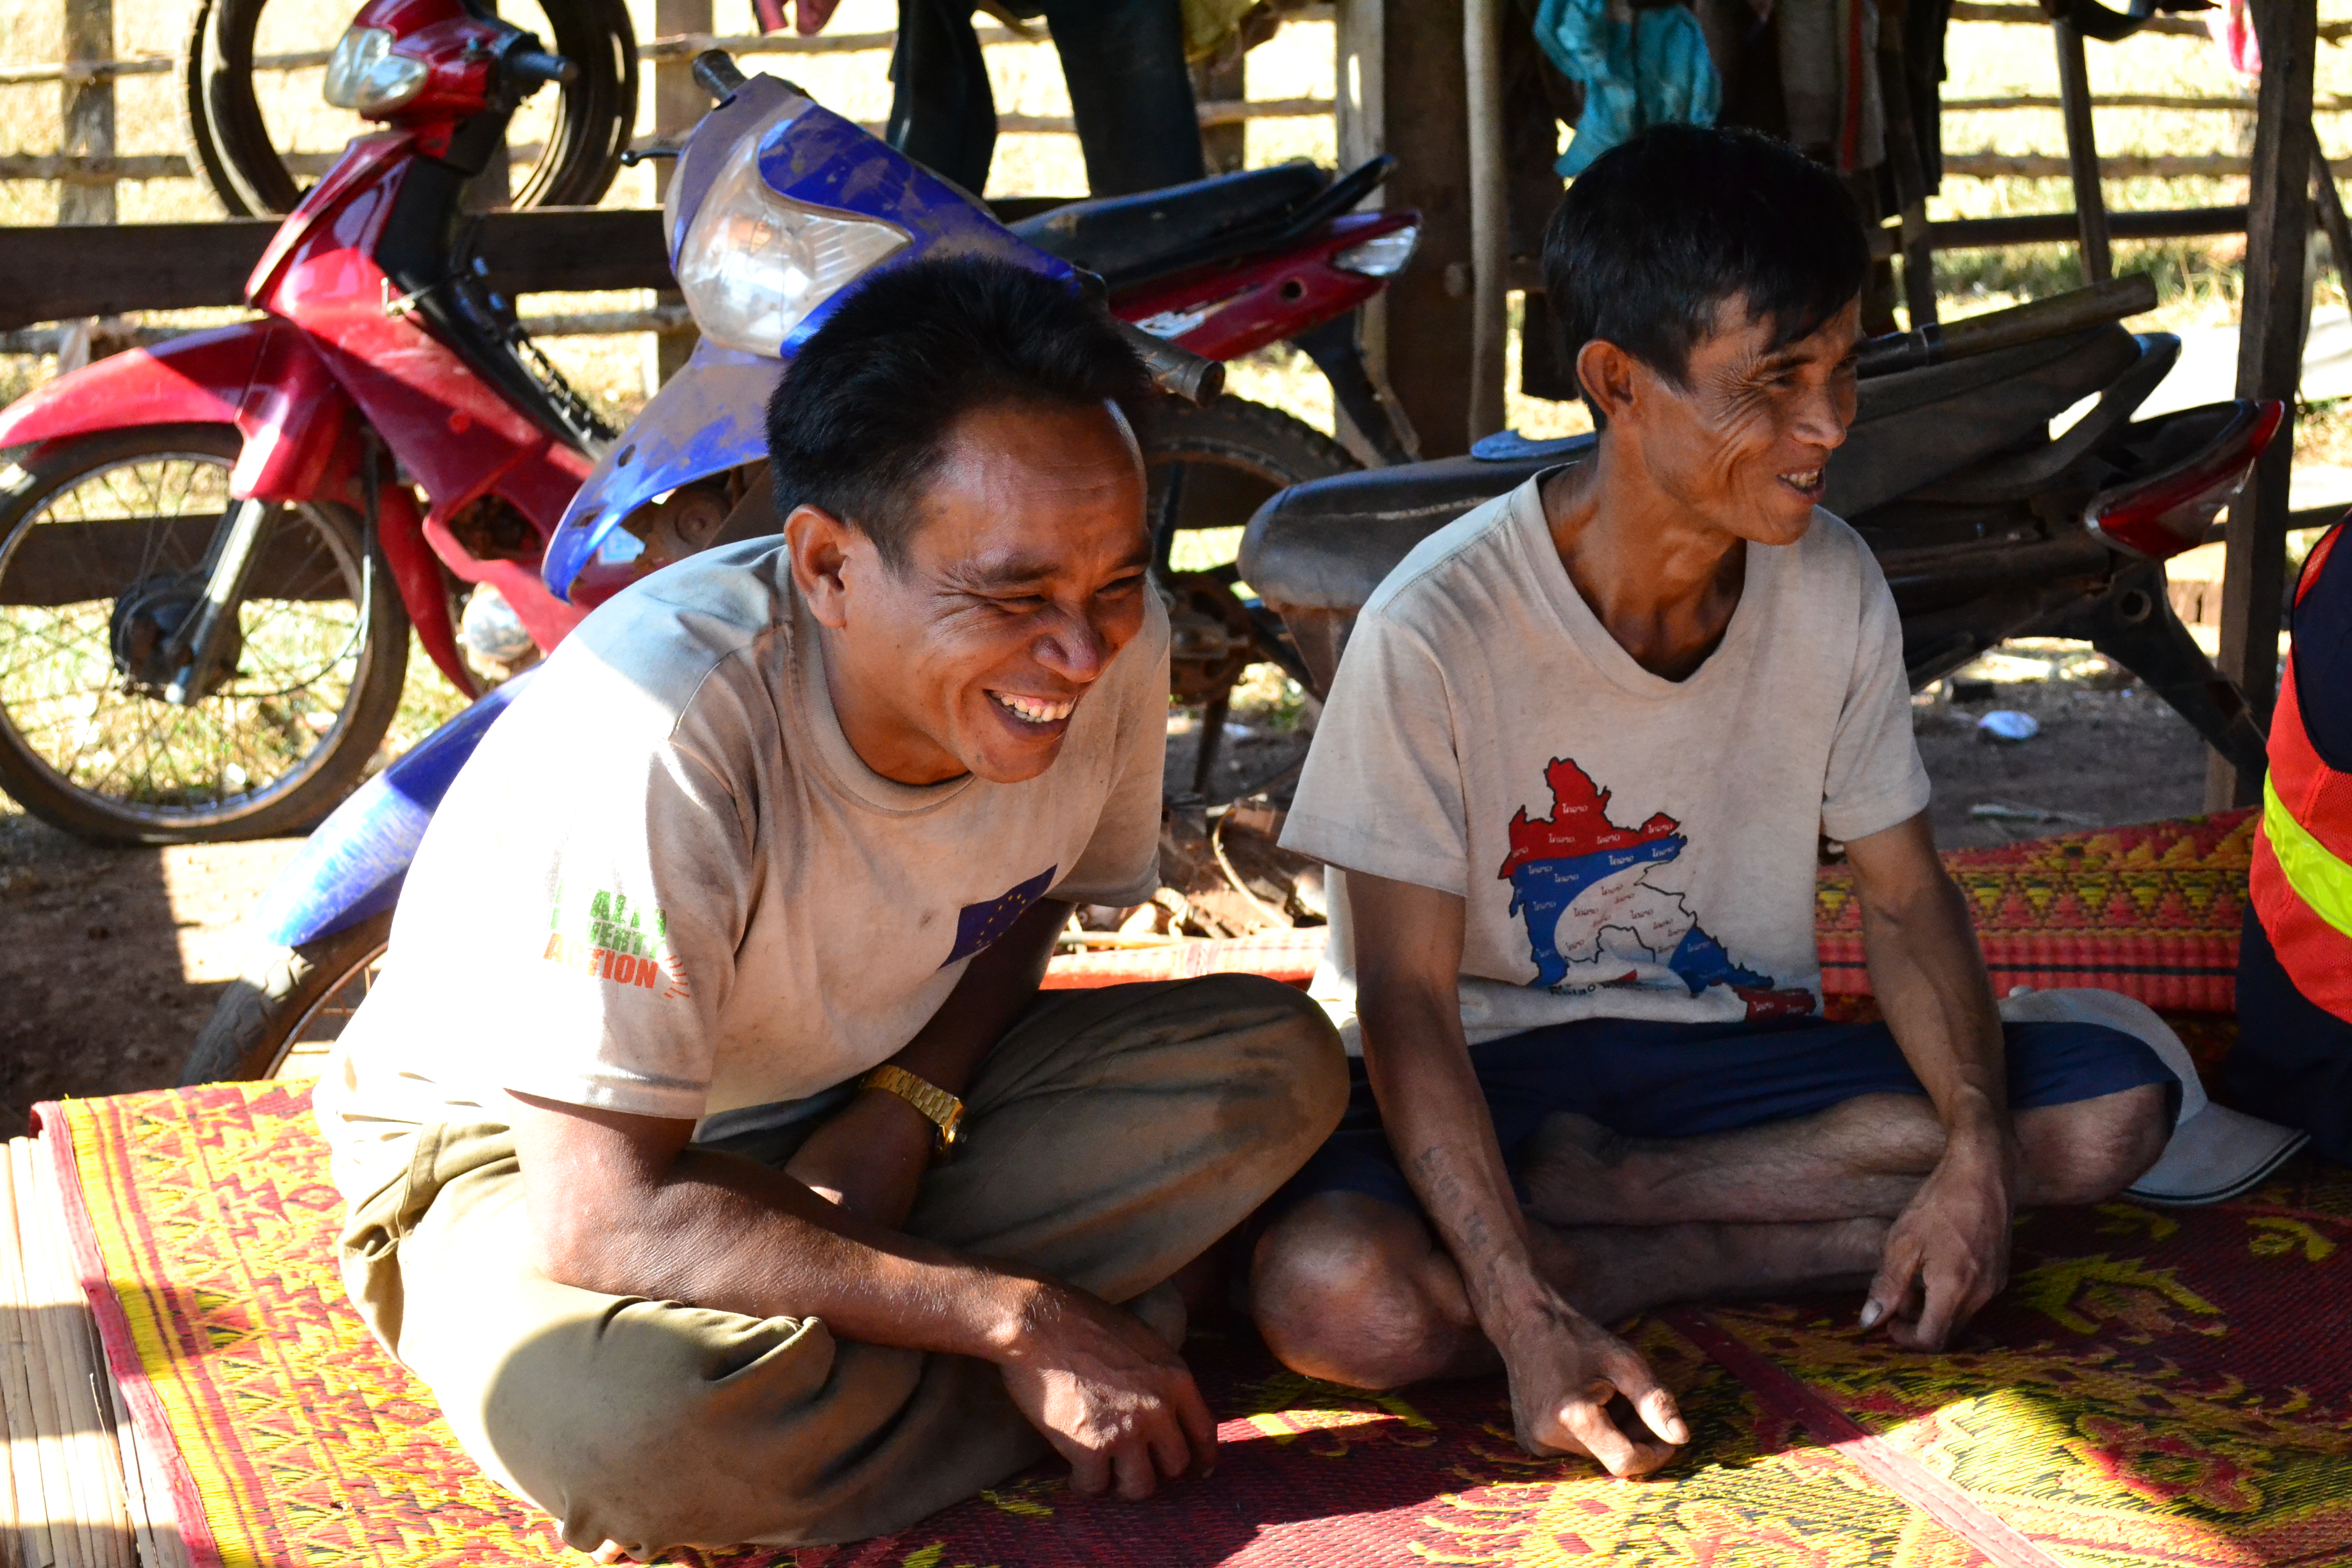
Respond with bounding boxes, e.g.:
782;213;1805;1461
2251;523;2352;1024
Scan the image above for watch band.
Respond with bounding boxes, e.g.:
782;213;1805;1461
859;1064;965;1158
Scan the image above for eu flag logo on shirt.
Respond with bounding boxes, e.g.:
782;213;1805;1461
943;866;1058;968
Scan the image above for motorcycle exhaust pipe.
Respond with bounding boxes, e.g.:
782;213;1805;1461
1115;320;1226;407
1857;274;2158;379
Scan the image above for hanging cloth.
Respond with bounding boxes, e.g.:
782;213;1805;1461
1776;0;1884;170
1535;0;1724;177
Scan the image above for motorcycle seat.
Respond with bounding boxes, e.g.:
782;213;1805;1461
1009;161;1331;287
1241;323;2153;690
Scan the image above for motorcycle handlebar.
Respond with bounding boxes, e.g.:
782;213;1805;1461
507;48;578;88
1115;321;1225;406
694;50;749;102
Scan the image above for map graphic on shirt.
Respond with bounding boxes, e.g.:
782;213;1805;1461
943;865;1058;968
1498;758;1812;1018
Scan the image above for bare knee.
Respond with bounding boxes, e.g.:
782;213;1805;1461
1249;1193;1473;1390
2019;1083;2172;1206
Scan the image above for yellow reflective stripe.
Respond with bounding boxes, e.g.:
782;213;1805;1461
2264;773;2352;941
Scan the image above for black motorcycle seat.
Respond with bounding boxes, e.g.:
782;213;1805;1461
1240;323;2151;616
1009;161;1330;285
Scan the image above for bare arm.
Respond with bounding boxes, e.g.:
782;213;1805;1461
1844;810;2018;1349
506;894;1214;1501
1349;871;1688;1477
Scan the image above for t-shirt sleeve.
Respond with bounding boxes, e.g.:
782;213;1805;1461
1820;549;1933;843
1281;609;1469;894
393;688;758;1124
1050;593;1169;908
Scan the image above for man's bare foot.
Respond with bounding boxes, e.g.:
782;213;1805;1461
1518;1112;1637;1226
1529;1215;1890;1324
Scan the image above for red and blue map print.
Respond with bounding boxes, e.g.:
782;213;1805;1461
1498;757;1812;1019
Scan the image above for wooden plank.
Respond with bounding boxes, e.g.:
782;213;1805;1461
0;1149;45;1568
1371;0;1476;457
2052;20;2112;281
1463;0;1507;443
23;1147;128;1568
0;208;669;333
58;0;113;229
12;1140;88;1568
2212;0;2319;809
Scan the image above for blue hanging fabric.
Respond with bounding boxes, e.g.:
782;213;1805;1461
1534;0;1723;177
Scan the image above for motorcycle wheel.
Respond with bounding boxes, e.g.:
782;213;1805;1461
1142;396;1352;803
180;912;391;1084
0;425;409;844
180;0;637;217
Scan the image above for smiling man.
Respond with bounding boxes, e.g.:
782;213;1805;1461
1247;127;2178;1478
313;256;1344;1557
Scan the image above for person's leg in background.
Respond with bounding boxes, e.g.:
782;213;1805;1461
2229;903;2352;1164
1041;0;1208;196
888;0;997;195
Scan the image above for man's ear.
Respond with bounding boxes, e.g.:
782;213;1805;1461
785;503;859;629
1575;338;1644;428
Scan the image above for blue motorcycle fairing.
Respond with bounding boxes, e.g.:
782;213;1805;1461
253;670;535;948
543;79;1077;603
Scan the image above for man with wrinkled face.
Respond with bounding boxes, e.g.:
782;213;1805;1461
314;255;1345;1556
1247;125;2186;1477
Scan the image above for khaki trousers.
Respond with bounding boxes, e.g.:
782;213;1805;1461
332;975;1345;1554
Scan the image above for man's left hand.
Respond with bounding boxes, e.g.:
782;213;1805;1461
794;0;840;35
1863;1125;2016;1350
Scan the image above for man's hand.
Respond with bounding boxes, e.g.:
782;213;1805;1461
1864;1123;2016;1350
993;1281;1217;1501
1846;814;2019;1351
793;0;840;35
1498;1295;1688;1476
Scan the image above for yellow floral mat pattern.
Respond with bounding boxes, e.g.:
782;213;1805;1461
38;1082;2352;1567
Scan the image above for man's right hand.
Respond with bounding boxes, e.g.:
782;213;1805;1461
992;1280;1218;1501
1499;1295;1688;1477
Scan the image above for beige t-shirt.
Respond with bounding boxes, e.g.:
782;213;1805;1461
317;537;1167;1186
1281;474;1929;1048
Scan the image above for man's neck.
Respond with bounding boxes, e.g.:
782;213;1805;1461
1539;443;1749;683
816;624;970;787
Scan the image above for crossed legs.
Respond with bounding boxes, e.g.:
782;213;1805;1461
1250;1083;2168;1392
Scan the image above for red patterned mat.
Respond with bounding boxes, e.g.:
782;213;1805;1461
1817;810;2256;1012
41;1082;2352;1568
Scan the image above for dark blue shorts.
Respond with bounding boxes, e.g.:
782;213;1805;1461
1276;1013;2176;1216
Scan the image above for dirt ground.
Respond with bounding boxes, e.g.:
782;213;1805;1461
0;652;2224;1134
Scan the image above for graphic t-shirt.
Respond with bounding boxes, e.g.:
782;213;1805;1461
316;537;1168;1188
1281;473;1929;1048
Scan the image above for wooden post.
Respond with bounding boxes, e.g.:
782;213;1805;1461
2053;20;2113;282
2208;0;2318;810
59;0;112;228
1464;0;1508;444
1195;53;1246;175
649;0;712;390
1362;0;1476;458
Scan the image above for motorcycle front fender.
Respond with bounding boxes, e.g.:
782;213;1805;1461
0;320;362;504
253;669;536;947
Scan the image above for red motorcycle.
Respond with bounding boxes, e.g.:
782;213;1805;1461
0;0;1416;844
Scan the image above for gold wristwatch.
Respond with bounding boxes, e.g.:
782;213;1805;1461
859;1065;965;1160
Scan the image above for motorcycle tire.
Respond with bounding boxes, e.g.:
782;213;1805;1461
180;911;393;1085
1141;395;1356;542
0;425;409;845
180;0;638;217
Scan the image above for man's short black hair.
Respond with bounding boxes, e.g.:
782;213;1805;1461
1541;125;1871;428
765;253;1151;566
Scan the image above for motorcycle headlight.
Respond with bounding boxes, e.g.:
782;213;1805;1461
674;131;912;356
323;26;428;114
